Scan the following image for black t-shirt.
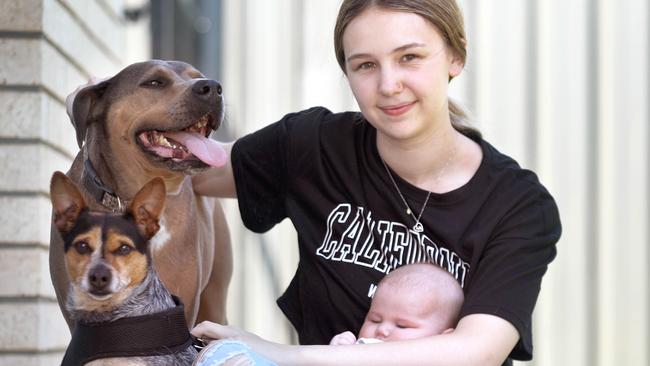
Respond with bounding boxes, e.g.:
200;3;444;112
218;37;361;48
231;107;561;362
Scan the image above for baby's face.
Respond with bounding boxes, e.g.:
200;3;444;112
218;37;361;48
358;283;448;341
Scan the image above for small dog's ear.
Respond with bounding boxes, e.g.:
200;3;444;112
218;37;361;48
50;171;87;233
127;177;166;239
70;80;111;149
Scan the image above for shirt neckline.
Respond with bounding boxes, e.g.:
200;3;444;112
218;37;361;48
366;123;489;206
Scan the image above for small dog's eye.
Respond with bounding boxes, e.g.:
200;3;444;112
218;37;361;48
115;244;133;256
74;241;91;255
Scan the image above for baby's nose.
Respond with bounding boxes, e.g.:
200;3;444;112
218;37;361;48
376;324;391;339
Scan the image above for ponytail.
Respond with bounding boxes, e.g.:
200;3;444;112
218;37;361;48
449;98;481;140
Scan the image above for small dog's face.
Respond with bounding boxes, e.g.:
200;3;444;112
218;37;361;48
71;60;225;173
63;212;150;312
50;172;166;312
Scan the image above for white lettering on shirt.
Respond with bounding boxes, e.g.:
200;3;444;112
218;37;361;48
316;203;470;287
367;283;378;298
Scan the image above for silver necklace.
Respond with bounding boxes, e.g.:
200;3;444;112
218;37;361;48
381;144;457;233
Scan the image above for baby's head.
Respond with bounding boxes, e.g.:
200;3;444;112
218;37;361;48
358;263;464;342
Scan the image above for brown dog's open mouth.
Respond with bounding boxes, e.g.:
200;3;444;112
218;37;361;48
137;114;227;167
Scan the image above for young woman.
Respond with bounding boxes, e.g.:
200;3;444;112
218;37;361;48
191;1;561;365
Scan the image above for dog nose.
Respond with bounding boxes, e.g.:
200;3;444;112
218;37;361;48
89;265;112;291
192;79;222;99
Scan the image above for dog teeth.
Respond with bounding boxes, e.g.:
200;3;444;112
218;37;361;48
178;115;212;136
149;131;173;148
157;134;172;147
187;116;209;133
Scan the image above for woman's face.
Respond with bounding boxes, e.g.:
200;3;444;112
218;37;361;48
342;7;463;144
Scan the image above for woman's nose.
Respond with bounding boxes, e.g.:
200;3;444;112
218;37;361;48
378;67;403;96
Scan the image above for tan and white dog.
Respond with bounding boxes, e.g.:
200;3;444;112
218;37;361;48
51;172;198;365
49;60;232;330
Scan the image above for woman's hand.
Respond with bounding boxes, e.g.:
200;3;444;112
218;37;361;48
191;321;288;363
191;321;257;343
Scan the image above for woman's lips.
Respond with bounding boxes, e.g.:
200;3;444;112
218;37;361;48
379;101;415;116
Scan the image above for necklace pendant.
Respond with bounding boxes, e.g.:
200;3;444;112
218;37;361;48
413;222;424;233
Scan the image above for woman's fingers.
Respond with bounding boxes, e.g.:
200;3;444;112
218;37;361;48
190;321;222;339
191;321;241;340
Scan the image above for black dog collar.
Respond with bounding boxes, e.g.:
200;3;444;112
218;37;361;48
61;296;192;366
82;158;129;212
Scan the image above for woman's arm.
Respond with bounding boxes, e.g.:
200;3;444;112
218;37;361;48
192;142;237;198
192;314;519;366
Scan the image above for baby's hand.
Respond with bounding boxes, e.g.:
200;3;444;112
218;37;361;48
329;331;357;345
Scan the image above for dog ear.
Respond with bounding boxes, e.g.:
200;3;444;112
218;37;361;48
70;80;111;149
127;177;166;239
50;171;87;233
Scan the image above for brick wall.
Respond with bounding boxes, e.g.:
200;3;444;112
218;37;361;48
0;0;144;364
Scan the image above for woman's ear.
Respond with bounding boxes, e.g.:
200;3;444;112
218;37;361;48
449;58;463;78
448;40;466;79
448;51;464;79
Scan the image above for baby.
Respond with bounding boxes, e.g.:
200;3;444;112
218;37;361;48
330;263;464;344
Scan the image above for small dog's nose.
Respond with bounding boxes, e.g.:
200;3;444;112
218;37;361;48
192;79;222;99
89;265;112;291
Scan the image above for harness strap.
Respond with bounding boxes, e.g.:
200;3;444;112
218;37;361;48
61;296;192;365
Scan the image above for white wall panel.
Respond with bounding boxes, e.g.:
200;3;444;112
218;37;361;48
596;0;649;364
529;0;591;364
301;0;357;112
222;0;303;345
473;0;529;165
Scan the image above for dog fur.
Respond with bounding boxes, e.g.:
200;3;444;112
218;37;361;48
51;172;197;365
49;60;232;330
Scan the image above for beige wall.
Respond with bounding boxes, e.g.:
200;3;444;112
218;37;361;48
0;0;148;364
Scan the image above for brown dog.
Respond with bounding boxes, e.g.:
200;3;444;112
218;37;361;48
49;60;232;330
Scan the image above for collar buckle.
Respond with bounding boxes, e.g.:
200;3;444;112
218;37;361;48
101;192;126;212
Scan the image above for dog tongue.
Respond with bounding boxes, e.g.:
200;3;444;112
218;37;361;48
163;131;227;167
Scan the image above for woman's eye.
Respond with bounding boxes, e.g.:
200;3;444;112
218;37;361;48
74;241;91;255
356;62;375;71
401;54;418;62
115;244;133;256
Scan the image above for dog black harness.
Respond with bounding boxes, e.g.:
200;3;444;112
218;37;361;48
61;296;193;365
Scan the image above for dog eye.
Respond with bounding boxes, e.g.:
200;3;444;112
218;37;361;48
142;79;164;88
74;241;91;255
115;244;133;256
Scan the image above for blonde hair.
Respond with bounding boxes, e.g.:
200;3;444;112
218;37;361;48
334;0;479;138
